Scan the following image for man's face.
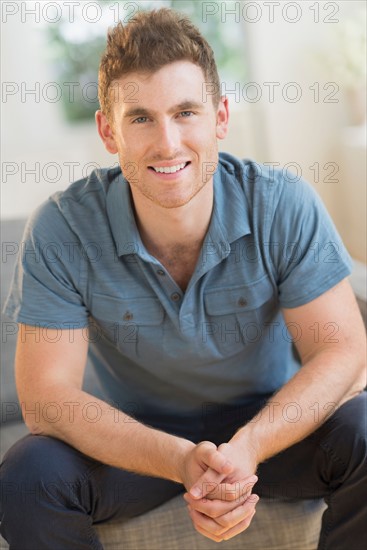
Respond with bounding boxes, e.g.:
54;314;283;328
97;61;228;209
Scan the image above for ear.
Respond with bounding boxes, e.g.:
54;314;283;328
95;110;118;154
216;96;229;140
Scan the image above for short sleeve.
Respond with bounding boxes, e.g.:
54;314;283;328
2;200;90;328
268;173;353;308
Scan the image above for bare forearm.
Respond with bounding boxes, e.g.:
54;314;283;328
231;350;365;463
23;385;194;482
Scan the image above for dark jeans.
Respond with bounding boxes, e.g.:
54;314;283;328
1;392;366;550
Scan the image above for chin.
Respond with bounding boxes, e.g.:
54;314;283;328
142;188;199;209
154;197;193;209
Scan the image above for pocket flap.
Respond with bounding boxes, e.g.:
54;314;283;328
204;278;274;315
92;293;164;325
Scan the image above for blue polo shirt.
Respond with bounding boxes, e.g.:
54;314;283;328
3;153;352;426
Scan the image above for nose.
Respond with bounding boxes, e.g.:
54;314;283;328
153;118;181;159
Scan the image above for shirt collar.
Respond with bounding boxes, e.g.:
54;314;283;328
106;155;252;259
106;170;150;259
211;156;252;246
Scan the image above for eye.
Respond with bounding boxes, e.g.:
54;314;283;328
179;111;194;117
133;116;148;124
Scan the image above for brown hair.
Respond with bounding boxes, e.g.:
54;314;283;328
98;8;221;123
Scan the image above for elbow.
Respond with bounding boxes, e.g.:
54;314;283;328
347;355;367;396
355;344;367;391
27;421;46;436
20;400;54;437
355;365;367;393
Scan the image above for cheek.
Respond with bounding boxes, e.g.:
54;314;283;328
191;134;217;157
117;142;143;167
194;121;218;147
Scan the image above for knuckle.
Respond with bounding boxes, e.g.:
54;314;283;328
243;511;256;529
199;440;215;451
214;523;229;537
196;526;220;543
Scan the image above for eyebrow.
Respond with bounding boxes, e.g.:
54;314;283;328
123;100;204;119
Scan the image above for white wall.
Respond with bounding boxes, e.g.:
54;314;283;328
221;0;366;261
2;1;366;261
1;6;117;220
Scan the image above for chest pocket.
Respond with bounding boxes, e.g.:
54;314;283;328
90;293;165;360
203;277;275;357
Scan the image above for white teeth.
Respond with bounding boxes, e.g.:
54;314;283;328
153;162;186;173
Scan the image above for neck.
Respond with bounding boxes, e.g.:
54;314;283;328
131;183;214;255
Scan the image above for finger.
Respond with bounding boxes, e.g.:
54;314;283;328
188;500;257;541
220;509;257;541
189;466;225;499
189;508;256;543
188;495;258;535
184;490;258;518
188;475;257;502
184;492;247;518
188;442;233;499
202;478;257;501
211;494;258;528
196;441;234;475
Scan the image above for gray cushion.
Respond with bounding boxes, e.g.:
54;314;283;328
0;494;325;550
96;495;326;550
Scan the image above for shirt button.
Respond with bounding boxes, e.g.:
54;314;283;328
171;292;181;302
237;297;247;307
157;269;165;276
123;311;134;321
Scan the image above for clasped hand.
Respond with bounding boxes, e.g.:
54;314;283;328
180;440;259;542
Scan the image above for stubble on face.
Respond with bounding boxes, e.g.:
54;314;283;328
118;140;218;210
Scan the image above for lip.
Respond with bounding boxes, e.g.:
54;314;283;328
147;161;191;180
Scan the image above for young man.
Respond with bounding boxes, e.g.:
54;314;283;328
1;8;366;549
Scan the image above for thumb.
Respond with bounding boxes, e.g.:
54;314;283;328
189;466;226;499
196;441;234;475
189;441;233;499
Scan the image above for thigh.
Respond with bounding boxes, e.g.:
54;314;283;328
255;392;367;500
0;434;184;524
90;463;184;524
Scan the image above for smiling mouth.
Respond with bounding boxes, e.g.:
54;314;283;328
148;161;191;174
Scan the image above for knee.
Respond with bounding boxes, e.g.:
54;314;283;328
2;434;78;483
334;392;367;447
321;392;367;472
0;434;90;511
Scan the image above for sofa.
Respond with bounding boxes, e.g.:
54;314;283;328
1;218;365;549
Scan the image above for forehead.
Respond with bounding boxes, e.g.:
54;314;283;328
111;61;209;115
